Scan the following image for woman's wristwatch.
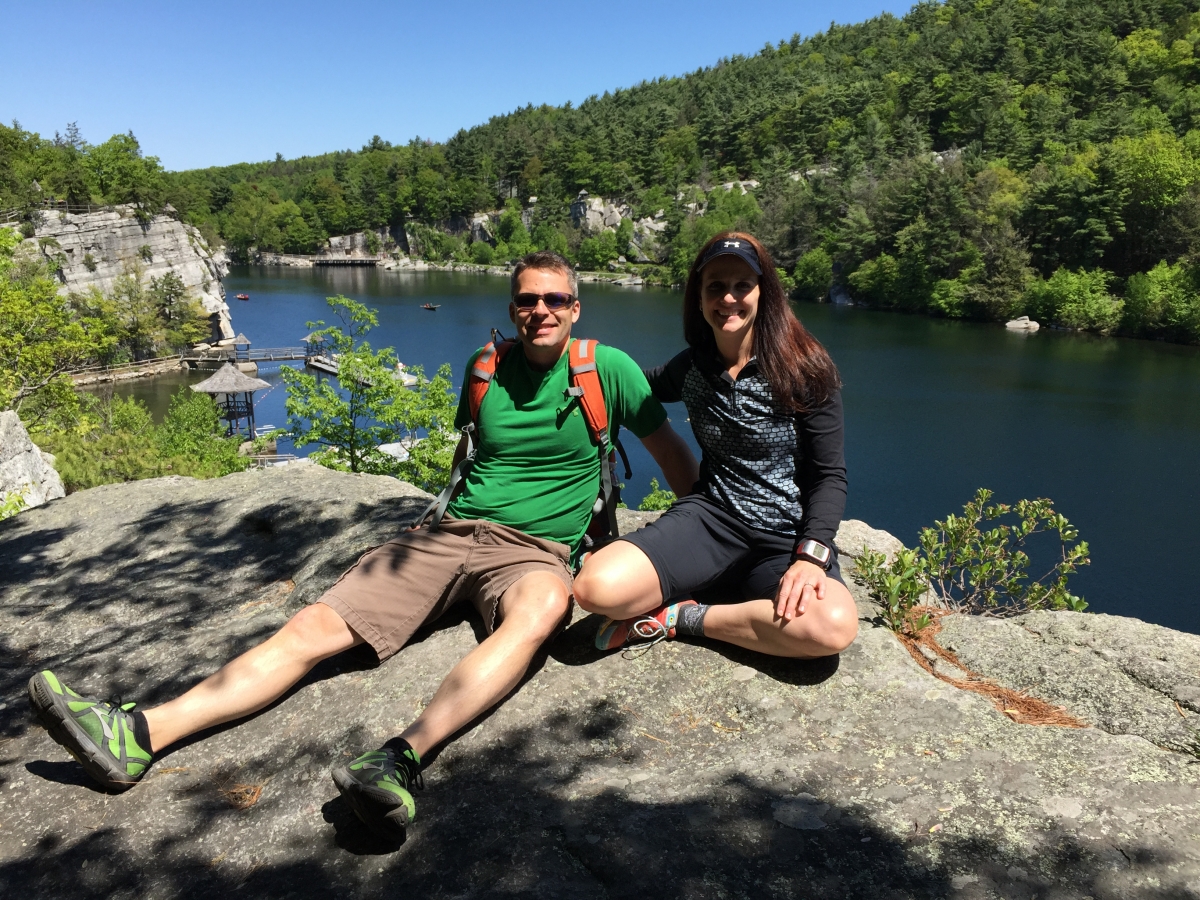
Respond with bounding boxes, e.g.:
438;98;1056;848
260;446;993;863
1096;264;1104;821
792;539;833;570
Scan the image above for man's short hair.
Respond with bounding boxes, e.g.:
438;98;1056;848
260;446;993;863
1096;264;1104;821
510;251;578;300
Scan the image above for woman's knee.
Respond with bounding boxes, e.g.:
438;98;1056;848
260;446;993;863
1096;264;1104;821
574;554;650;613
811;587;859;654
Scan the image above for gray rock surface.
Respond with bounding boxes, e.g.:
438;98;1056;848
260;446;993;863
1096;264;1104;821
15;206;233;340
1;468;1199;898
940;612;1200;756
0;411;65;509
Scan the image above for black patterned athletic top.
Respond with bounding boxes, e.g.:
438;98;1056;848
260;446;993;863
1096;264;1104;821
644;347;847;551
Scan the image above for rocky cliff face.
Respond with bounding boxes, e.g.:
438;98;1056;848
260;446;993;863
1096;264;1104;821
1;467;1198;898
20;205;233;340
568;191;669;263
0;411;64;508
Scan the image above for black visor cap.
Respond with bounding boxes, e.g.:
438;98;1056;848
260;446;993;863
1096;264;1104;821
697;238;763;276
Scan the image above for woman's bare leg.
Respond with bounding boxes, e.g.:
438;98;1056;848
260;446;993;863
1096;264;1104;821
701;580;858;658
573;540;664;619
575;541;858;658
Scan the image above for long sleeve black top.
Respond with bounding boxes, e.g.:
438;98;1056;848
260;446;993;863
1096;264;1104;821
644;347;847;552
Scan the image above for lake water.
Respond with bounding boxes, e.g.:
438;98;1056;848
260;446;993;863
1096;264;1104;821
105;265;1200;634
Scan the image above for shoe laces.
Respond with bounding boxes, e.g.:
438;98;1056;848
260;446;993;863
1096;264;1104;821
98;696;136;716
621;616;669;659
384;747;424;791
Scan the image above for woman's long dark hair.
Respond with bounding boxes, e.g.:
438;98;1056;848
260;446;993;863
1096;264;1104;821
683;231;841;411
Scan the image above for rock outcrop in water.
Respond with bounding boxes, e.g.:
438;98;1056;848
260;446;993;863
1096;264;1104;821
1;466;1198;898
13;205;233;340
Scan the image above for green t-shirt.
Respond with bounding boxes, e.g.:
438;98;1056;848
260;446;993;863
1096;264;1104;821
446;340;667;557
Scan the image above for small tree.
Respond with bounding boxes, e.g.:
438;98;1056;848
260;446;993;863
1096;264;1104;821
793;248;833;302
282;296;457;482
856;488;1091;635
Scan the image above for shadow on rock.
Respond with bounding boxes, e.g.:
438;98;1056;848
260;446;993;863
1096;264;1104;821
5;702;1194;899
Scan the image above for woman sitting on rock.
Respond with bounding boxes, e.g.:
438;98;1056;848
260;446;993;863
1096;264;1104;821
574;232;858;658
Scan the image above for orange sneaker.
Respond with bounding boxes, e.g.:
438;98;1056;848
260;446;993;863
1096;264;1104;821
594;600;698;651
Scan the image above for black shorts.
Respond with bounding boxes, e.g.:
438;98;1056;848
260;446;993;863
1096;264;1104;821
618;493;845;603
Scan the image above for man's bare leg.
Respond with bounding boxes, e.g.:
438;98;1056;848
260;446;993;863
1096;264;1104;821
143;602;362;751
398;571;570;758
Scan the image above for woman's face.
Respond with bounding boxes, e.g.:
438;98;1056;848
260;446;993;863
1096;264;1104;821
700;255;760;342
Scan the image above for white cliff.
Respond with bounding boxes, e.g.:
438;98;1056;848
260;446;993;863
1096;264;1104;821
27;205;233;340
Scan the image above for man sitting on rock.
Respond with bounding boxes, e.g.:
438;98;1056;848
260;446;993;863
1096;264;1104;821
28;250;698;841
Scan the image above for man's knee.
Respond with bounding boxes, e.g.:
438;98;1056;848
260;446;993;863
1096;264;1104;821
280;602;354;661
503;579;570;640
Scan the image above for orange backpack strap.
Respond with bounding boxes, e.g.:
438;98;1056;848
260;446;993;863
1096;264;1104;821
414;339;516;531
567;338;610;447
568;338;627;546
468;339;515;424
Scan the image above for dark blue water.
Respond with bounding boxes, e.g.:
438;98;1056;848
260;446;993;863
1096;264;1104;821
111;265;1200;634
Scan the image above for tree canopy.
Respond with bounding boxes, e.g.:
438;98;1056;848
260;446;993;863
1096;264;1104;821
9;0;1200;340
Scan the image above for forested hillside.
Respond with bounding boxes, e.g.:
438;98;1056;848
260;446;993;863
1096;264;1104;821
8;0;1200;341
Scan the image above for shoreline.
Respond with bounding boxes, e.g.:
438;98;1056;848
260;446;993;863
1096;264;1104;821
249;251;657;288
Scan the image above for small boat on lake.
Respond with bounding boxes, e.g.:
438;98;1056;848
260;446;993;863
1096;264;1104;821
420;303;440;310
236;293;250;301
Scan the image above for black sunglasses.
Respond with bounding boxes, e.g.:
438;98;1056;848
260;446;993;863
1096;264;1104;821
512;292;576;310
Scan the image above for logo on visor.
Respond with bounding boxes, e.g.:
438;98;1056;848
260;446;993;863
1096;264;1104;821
724;241;742;248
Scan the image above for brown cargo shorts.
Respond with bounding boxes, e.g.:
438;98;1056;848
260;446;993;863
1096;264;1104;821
319;516;573;662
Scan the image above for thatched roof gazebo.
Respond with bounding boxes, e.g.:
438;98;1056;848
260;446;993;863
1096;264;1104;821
192;363;271;438
233;333;252;362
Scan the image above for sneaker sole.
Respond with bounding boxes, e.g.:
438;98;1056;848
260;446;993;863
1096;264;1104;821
27;673;139;792
331;767;411;841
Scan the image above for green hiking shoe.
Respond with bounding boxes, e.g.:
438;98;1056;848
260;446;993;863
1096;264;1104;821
331;743;423;840
28;670;152;791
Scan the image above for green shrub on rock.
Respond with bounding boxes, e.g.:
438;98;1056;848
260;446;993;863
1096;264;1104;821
637;478;676;512
856;488;1090;635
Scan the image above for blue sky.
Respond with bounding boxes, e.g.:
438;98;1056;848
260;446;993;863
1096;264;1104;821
4;0;915;172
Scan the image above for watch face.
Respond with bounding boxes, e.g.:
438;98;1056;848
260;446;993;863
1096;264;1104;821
802;540;830;562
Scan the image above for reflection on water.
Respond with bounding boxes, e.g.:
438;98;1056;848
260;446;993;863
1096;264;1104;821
102;266;1200;634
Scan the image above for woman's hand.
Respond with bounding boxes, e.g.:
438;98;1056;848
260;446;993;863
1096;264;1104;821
774;559;827;621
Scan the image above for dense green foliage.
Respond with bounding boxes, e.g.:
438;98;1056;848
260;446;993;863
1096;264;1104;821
1;125;165;220
282;295;458;487
856;488;1090;634
0;228;113;425
11;1;1200;341
0;487;27;520
1;226;210;433
38;389;249;492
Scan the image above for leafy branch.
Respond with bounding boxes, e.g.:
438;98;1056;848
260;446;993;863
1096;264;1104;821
855;488;1090;635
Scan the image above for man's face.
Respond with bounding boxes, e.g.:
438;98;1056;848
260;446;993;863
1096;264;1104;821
509;267;580;354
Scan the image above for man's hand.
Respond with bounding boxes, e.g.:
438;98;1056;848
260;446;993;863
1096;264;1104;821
638;420;699;497
774;559;827;621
